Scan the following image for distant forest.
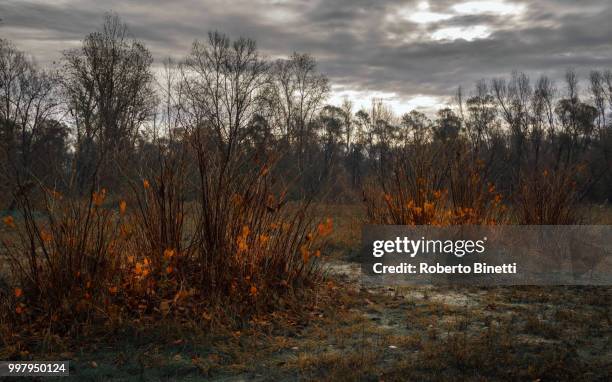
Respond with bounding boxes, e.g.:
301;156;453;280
1;13;611;208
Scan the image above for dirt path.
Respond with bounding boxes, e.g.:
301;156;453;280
199;260;611;381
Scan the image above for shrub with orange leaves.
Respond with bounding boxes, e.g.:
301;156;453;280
127;149;190;294
364;141;507;226
1;124;328;336
0;182;127;332
179;131;327;318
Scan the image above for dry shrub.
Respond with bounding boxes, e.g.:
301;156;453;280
110;148;195;323
514;165;583;224
118;136;330;322
0;186;126;333
364;141;506;226
186;131;329;318
125;142;192;286
0;137;329;342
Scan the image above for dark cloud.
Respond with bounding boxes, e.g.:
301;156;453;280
1;0;611;112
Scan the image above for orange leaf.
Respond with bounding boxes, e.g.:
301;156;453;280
163;249;175;259
14;288;22;298
317;218;333;237
301;245;310;263
119;200;127;215
258;234;269;246
92;189;107;207
241;225;250;238
3;215;15;228
40;229;52;243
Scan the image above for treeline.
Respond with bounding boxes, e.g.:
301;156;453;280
1;13;611;206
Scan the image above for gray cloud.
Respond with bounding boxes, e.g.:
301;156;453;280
2;0;612;113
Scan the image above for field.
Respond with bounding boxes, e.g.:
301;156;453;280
1;204;610;381
3;5;612;381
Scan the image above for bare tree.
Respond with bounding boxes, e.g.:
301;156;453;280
269;53;329;169
603;70;612;113
533;75;556;135
401;110;431;144
465;80;497;150
530;75;556;164
589;70;606;130
492;72;532;134
0;38;60;207
61;13;155;192
341;98;353;153
0;39;59;169
182;31;269;161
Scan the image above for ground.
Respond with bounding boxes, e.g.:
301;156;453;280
1;204;611;381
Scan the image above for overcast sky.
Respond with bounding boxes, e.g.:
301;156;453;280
2;0;612;115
